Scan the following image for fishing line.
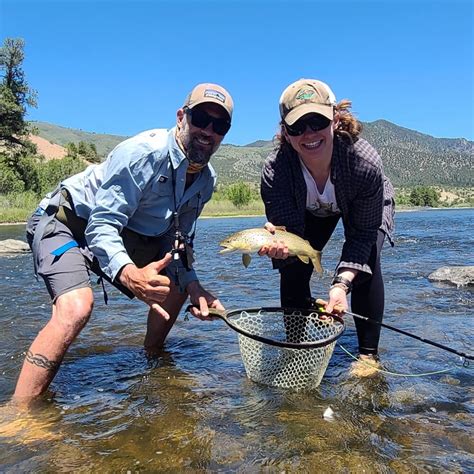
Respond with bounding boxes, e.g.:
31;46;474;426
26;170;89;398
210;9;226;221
314;299;474;362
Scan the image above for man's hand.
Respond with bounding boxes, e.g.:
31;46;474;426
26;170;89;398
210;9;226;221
257;221;289;260
118;253;172;319
186;280;225;321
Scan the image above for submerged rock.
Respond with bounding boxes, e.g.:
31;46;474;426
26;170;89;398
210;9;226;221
323;407;334;420
428;266;474;287
0;239;30;254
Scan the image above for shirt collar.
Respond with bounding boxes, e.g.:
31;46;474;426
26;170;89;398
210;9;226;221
168;126;187;169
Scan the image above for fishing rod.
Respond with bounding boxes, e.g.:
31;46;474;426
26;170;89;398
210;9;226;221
314;299;474;361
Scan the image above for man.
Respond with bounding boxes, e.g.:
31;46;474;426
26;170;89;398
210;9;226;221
15;83;233;401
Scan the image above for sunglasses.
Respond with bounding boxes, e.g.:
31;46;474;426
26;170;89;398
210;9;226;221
284;115;331;136
185;107;231;136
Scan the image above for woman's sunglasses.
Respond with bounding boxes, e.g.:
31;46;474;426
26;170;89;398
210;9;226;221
284;115;331;136
185;107;231;136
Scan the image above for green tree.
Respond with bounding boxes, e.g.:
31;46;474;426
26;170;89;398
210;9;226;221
409;187;422;206
66;142;78;156
77;141;88;156
66;140;101;163
0;38;39;194
0;148;41;193
409;186;440;207
0;160;24;193
394;188;410;206
0;38;37;147
37;157;87;195
225;181;253;208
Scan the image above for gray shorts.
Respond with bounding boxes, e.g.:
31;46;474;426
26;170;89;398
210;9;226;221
26;212;168;302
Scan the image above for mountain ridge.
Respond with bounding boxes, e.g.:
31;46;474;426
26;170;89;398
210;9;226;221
31;120;473;187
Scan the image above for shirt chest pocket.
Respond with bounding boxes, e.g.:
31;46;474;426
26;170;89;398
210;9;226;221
140;178;174;218
150;176;173;197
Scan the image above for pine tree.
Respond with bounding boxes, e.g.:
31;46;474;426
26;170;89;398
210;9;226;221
0;38;37;147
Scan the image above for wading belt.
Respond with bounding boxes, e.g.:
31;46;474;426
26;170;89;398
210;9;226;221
55;189;136;299
55;189;87;239
31;188;134;300
32;186;61;277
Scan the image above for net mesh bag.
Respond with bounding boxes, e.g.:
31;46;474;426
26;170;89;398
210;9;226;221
233;309;344;391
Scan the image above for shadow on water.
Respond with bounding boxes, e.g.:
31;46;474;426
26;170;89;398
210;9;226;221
0;211;473;471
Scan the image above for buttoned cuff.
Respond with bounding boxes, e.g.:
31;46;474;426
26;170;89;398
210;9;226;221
334;260;372;275
108;251;134;281
336;260;372;279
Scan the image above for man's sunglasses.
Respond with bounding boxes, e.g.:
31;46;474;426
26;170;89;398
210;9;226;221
185;107;231;136
284;115;331;136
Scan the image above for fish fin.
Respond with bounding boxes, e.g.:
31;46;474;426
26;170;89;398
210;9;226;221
311;251;323;274
297;255;310;264
242;254;252;268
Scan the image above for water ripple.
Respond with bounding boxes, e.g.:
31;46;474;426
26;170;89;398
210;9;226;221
1;210;473;471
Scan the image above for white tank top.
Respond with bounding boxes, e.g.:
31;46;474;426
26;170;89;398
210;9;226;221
299;158;341;217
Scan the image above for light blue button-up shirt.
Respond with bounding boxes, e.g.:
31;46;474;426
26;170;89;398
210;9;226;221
62;127;216;289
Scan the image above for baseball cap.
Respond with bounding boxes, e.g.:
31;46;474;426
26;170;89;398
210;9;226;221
279;79;337;125
184;83;233;120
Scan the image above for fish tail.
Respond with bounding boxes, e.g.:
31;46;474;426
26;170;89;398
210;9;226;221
311;251;323;273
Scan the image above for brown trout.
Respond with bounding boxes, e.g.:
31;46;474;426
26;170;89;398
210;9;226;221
219;228;323;273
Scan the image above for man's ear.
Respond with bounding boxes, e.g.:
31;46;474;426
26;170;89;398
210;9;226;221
177;108;185;128
332;112;340;130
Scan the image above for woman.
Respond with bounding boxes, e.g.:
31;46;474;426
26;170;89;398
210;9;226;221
260;78;395;375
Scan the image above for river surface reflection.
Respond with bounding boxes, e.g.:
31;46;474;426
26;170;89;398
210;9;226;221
0;209;473;471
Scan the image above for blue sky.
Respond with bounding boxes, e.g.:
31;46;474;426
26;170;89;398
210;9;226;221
1;0;473;145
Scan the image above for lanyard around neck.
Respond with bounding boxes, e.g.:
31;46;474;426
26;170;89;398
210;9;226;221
168;153;200;241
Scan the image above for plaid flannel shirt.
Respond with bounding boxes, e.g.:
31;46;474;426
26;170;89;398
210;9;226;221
261;135;395;277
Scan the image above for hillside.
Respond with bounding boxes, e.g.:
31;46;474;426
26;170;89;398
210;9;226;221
31;121;128;157
32;120;473;187
29;135;67;160
360;120;473;187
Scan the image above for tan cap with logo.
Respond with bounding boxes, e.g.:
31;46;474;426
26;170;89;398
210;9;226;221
279;79;336;125
184;83;234;120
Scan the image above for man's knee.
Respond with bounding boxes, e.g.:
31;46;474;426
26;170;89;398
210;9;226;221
52;288;94;340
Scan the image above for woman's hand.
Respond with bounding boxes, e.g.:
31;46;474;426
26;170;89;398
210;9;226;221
257;222;289;260
325;269;357;313
326;286;349;314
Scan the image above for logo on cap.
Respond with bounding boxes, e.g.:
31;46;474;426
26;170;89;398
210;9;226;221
296;89;315;101
204;89;226;103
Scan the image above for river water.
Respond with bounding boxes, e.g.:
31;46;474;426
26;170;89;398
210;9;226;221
0;209;473;472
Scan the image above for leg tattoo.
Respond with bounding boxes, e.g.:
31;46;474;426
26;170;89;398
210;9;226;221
25;350;60;372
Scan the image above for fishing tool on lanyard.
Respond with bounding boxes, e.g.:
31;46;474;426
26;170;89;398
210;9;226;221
169;157;198;286
171;211;195;282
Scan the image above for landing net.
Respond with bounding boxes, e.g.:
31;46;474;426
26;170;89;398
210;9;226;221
227;308;345;391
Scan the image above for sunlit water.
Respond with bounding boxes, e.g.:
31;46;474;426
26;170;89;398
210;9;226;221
0;209;473;472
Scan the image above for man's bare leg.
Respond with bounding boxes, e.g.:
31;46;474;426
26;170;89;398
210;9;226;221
13;287;94;401
144;282;187;352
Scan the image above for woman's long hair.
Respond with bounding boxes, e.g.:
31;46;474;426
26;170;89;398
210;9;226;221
334;99;362;141
274;99;362;150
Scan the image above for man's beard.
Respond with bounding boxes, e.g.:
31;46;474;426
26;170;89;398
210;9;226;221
186;134;216;167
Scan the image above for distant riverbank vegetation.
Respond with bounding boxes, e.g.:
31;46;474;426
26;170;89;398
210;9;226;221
0;37;472;224
1;178;472;224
